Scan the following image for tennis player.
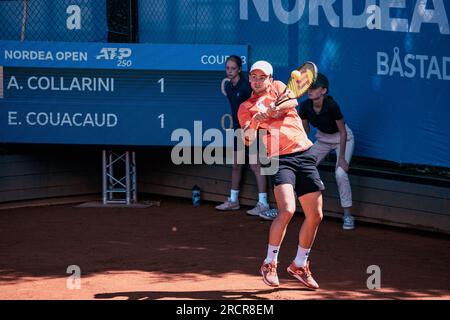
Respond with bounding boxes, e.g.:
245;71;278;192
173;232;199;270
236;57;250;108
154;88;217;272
238;61;324;289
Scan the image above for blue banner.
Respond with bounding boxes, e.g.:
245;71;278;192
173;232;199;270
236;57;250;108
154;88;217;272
0;42;248;146
0;41;248;71
1;0;450;167
136;0;450;167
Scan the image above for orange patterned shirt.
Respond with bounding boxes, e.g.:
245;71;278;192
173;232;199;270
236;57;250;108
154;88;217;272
238;80;313;157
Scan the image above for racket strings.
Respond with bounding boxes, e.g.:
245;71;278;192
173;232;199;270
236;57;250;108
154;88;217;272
278;68;314;105
246;62;317;127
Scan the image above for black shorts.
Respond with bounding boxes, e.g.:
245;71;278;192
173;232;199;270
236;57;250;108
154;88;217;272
271;148;325;197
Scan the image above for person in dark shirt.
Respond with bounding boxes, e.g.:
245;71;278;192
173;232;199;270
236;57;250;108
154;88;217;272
216;55;276;218
299;73;356;230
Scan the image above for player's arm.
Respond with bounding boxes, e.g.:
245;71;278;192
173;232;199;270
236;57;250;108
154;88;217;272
238;104;258;145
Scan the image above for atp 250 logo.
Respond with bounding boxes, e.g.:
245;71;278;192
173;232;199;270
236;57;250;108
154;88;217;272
96;47;133;67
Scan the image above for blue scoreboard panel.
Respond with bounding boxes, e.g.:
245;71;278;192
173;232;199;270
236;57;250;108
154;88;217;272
0;41;248;146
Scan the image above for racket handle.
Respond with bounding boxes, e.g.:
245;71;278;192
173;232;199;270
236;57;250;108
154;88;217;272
274;90;291;106
275;97;289;106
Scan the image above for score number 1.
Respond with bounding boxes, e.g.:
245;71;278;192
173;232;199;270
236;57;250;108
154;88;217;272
158;78;165;93
158;78;165;128
158;114;164;129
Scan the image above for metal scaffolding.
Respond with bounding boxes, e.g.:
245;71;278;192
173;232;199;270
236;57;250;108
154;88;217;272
102;150;137;205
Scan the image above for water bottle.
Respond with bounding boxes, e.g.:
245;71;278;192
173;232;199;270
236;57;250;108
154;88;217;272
192;185;201;206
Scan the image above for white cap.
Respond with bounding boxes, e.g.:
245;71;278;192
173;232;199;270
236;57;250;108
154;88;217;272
249;60;273;76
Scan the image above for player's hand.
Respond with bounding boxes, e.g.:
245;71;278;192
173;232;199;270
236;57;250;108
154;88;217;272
270;110;284;119
267;102;284;119
285;89;293;97
253;111;270;122
275;90;292;105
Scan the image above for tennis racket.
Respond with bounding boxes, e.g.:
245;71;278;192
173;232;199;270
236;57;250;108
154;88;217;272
243;61;317;131
274;61;318;106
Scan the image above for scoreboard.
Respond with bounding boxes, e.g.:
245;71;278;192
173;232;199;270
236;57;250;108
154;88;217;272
0;41;248;146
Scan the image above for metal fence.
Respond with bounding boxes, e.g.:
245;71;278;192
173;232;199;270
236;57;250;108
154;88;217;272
0;0;108;42
0;0;297;68
0;0;295;66
138;0;292;67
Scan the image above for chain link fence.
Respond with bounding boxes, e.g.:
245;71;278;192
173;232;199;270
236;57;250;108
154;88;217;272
0;0;294;67
0;0;108;42
138;0;291;68
139;0;239;44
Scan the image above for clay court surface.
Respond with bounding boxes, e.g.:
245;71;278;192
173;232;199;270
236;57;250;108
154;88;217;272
0;195;449;300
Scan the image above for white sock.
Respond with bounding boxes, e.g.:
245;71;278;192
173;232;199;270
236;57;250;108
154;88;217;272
294;245;311;268
264;244;280;264
230;189;239;202
258;193;268;206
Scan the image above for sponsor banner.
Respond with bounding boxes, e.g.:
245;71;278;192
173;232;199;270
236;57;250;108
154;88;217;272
0;41;248;71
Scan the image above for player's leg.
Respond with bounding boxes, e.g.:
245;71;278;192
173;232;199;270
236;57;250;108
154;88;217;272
298;192;323;249
268;183;297;245
285;149;325;289
286;191;323;289
260;182;297;287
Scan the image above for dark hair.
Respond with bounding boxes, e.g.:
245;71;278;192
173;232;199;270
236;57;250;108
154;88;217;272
226;55;247;80
226;55;243;69
311;73;329;89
